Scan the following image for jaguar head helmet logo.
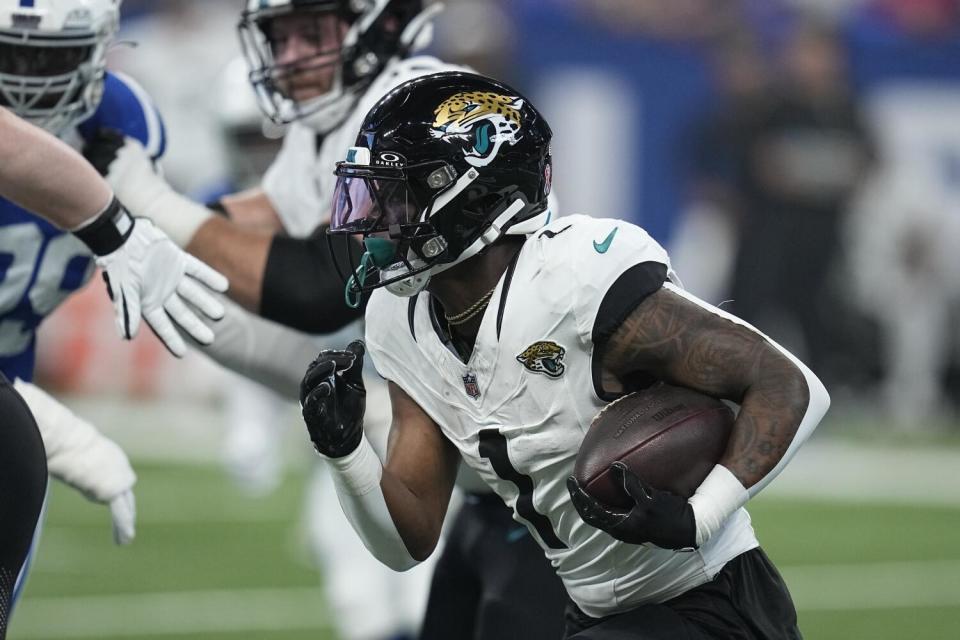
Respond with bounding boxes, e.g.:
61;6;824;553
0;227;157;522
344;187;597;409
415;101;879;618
516;341;566;378
431;91;524;168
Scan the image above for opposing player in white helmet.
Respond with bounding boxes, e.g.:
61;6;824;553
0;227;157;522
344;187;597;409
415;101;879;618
0;0;227;624
0;0;116;133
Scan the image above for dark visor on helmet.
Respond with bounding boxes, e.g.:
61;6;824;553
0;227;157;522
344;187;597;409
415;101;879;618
327;159;459;304
330;168;419;234
330;159;455;234
0;41;94;77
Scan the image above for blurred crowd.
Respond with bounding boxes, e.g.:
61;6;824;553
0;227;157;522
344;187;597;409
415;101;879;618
37;0;960;431
439;0;960;430
480;0;960;429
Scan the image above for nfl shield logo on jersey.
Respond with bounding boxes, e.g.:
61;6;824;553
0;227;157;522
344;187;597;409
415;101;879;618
462;372;481;399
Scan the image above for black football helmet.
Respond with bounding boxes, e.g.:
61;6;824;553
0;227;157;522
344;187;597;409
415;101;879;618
238;0;436;131
329;71;553;301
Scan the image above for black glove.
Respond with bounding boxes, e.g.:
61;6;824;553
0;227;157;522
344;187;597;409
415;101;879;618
299;340;366;458
567;462;696;550
82;127;126;177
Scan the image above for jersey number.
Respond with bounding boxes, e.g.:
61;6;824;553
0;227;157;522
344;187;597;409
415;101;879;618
478;428;567;549
0;224;92;356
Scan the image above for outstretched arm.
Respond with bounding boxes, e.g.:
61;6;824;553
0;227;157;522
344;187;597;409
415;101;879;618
0;109;228;357
175;293;318;399
89;135;366;330
186;219;367;332
0;107;112;226
185;216;273;311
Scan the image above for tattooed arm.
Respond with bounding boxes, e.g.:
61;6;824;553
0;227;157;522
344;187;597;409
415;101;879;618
594;282;830;546
602;283;808;487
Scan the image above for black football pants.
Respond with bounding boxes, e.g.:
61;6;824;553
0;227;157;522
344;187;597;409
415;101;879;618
0;374;47;639
564;548;801;640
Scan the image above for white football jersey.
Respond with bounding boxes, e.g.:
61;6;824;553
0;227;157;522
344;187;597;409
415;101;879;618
262;56;466;237
365;215;759;618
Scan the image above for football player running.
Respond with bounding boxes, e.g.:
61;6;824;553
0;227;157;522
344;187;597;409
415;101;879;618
300;71;831;639
0;0;226;629
84;2;569;638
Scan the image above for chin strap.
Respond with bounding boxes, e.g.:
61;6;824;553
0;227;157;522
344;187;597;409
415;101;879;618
379;201;553;298
429;198;527;279
372;200;552;300
506;208;552;236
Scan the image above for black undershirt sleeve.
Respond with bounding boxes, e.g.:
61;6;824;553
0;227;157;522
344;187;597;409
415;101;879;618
260;224;368;334
591;261;669;400
592;261;669;345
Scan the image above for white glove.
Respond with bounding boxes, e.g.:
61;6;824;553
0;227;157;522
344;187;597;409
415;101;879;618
104;137;212;247
109;490;137;545
98;217;228;357
14;379;138;545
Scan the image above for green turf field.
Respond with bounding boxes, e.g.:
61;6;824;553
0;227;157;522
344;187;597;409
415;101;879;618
9;461;960;639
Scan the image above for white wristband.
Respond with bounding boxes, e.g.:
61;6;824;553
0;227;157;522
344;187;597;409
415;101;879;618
688;464;749;547
325;435;382;496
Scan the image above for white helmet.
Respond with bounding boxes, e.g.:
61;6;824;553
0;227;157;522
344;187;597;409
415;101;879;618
0;0;119;134
238;0;438;133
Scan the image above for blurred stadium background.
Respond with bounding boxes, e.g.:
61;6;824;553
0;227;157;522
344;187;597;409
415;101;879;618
10;0;960;638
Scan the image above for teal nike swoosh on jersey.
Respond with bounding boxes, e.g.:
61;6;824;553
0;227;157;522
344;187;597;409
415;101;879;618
593;227;619;254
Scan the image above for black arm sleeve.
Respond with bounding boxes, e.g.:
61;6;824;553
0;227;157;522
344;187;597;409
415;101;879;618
591;261;668;346
591;261;668;400
260;224;368;334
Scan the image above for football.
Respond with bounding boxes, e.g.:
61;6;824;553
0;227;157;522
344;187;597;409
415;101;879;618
573;383;735;508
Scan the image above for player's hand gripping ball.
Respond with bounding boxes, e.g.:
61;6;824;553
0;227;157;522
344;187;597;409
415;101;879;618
300;340;366;458
567;463;697;550
567;383;734;550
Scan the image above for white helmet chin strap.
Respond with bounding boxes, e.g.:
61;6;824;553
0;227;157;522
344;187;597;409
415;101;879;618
505;208;552;235
430;198;527;276
383;198;552;298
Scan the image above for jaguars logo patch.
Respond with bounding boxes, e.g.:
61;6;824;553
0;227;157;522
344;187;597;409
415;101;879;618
431;91;524;168
517;341;566;378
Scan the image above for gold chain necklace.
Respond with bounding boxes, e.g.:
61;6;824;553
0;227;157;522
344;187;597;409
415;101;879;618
444;284;498;326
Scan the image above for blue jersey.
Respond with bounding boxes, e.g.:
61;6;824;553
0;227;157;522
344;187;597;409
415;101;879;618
0;71;166;382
